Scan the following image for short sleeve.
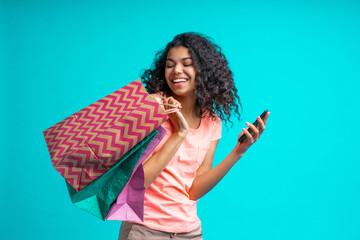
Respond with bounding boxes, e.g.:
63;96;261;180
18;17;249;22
209;115;222;141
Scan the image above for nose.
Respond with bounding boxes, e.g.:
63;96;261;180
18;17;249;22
174;63;183;74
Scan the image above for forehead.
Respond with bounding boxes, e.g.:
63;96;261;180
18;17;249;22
167;46;192;60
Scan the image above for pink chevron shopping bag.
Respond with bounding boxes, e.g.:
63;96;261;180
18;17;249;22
43;79;168;191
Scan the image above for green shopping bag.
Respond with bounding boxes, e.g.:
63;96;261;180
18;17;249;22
66;129;158;220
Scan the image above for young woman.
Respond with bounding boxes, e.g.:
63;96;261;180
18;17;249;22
119;32;270;239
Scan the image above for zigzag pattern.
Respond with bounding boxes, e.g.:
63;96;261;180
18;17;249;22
43;79;167;191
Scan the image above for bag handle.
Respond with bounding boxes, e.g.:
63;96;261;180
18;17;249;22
149;94;180;114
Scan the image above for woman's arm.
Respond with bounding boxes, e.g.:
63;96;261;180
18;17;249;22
188;140;242;200
142;96;189;189
142;132;186;189
189;112;270;200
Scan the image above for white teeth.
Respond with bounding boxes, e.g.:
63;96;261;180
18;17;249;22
173;79;187;83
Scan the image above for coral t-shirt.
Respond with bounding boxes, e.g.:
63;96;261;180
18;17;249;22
137;113;222;233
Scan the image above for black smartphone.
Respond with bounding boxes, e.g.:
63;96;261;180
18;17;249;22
238;109;268;143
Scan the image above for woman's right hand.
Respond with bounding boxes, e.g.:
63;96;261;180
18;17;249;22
163;96;189;137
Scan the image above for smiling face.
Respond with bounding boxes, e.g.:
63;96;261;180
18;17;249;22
164;46;197;98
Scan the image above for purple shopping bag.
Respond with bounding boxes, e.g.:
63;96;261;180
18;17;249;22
106;125;167;221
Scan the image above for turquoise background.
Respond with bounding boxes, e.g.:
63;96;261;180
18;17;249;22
1;0;360;239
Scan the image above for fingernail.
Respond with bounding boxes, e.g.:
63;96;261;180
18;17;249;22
246;122;250;125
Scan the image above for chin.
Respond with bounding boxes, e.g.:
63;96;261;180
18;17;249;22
173;90;195;98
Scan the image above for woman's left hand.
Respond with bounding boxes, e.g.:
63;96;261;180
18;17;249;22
234;111;270;155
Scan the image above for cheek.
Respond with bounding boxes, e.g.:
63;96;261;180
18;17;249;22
164;69;171;80
164;71;172;87
189;68;197;79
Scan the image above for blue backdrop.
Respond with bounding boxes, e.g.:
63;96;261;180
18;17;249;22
1;0;360;239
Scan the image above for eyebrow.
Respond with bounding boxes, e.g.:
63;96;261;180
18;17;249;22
166;57;193;62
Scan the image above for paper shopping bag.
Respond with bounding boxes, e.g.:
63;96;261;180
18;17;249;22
66;128;163;220
43;79;168;191
106;125;167;222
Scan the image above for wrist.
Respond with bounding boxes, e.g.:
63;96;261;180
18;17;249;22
233;148;245;159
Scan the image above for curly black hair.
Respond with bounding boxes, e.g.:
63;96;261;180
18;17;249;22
141;32;241;124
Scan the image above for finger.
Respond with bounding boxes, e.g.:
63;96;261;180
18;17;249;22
263;112;270;125
151;94;166;100
167;97;182;109
164;97;179;109
246;122;259;139
242;128;254;143
162;103;179;108
257;116;266;134
237;129;246;142
164;108;179;114
166;96;174;105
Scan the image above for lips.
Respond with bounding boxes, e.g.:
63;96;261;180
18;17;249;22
173;79;187;83
171;78;188;87
172;78;188;83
